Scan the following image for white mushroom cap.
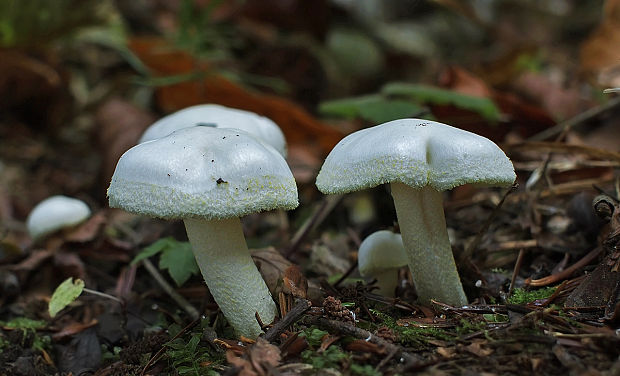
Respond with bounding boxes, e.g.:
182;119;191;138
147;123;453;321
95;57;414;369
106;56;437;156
358;230;408;276
316;118;515;194
138;104;288;157
108;126;298;220
27;195;91;240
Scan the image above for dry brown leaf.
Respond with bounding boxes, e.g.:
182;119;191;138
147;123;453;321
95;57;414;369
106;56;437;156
127;37;343;156
345;339;386;355
9;249;53;273
463;339;494;357
226;338;281;376
51;319;98;341
95;97;155;193
440;66;555;141
53;251;86;281
436;346;456;358
251;246;293;295
580;0;620;87
64;212;106;243
282;265;308;299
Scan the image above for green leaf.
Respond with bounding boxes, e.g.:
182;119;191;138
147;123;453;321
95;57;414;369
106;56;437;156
131;237;176;265
319;95;382;119
382;82;501;121
319;95;423;123
1;317;46;330
159;241;200;286
48;277;85;318
300;327;329;347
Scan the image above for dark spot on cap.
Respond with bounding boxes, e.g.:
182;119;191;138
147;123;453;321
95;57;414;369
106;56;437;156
216;177;227;184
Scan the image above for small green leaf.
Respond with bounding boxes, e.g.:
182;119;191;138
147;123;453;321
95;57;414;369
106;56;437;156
48;277;85;318
319;95;423;123
131;237;177;265
300;327;329;347
319;95;383;119
1;317;46;330
159;241;200;286
382;82;502;121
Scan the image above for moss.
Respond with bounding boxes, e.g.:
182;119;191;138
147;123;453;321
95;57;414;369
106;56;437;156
507;287;557;305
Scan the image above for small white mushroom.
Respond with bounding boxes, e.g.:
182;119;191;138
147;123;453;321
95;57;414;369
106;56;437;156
108;126;298;339
358;230;408;297
138;104;287;157
27;196;91;241
316;119;515;306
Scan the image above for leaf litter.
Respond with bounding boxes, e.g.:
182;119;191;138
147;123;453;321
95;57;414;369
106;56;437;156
0;1;620;375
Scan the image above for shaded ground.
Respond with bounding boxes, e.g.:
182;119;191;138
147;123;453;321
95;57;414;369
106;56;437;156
1;1;620;375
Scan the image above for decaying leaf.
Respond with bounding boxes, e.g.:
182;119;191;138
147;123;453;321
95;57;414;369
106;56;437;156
580;0;620;87
127;37;344;156
226;338;281;376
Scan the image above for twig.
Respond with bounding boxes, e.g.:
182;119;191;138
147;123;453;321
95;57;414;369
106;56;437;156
285;195;343;258
460;183;517;262
528;96;620;142
142;258;200;320
141;316;202;376
263;299;312;342
508;248;526;297
333;260;359;289
83;288;124;304
302;315;423;366
525;246;603;287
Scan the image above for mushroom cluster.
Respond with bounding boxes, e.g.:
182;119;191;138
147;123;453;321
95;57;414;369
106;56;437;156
108;126;298;338
138;104;287;157
317;119;515;306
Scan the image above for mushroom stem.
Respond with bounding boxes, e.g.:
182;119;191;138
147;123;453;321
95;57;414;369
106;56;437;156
184;217;277;338
372;269;400;297
390;182;467;306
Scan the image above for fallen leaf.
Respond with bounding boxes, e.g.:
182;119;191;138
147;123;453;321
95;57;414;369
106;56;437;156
282;265;308;299
9;249;53;273
64;212;106;243
439;66;555;141
345;339;385;355
95;97;155;193
51;319;98;341
53;251;86;281
580;0;620;87
463;339;494;357
48;277;85;318
252;246;293;295
128;37;343;156
226;338;281;376
436;346;456;358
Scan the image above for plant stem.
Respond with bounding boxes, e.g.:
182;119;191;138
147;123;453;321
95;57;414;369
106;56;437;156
390;183;467;306
142;258;200;320
184;217;277;339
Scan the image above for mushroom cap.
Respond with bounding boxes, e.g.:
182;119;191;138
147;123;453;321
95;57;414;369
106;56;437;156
316;119;515;194
27;195;91;240
138;104;287;157
108;126;298;220
358;230;408;276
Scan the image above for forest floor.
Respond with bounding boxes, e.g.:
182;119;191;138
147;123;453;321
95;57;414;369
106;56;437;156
1;1;619;375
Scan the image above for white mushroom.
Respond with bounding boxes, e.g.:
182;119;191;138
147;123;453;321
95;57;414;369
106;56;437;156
358;230;408;297
27;195;91;241
316;119;515;306
138;104;287;157
108;126;298;338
